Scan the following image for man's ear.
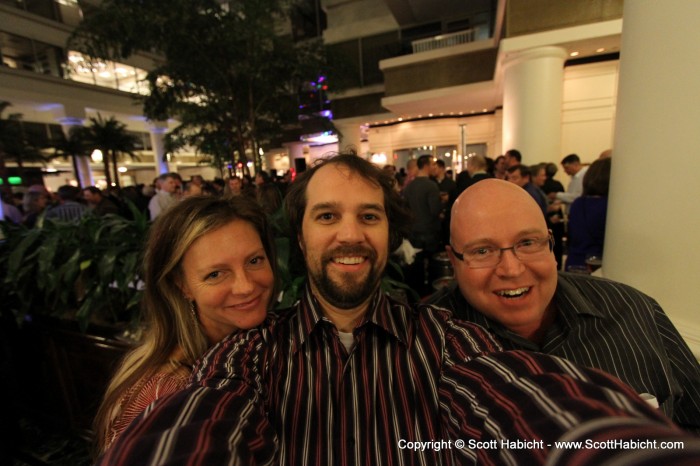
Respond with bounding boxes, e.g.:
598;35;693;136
298;234;305;254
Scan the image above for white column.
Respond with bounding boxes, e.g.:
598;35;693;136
502;46;567;164
56;115;94;188
605;0;700;356
148;121;170;174
334;119;363;156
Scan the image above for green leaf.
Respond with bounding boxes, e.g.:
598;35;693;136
7;229;42;276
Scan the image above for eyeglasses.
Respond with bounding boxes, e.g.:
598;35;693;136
450;232;554;269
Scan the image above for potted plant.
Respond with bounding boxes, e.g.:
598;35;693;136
1;203;148;331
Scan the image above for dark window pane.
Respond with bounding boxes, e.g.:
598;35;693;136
127;131;145;151
48;124;64;142
23;122;50;147
0;31;35;71
23;0;60;21
361;31;400;86
327;40;361;89
32;40;64;77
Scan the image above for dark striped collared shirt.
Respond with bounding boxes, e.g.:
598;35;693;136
428;272;700;432
102;286;691;465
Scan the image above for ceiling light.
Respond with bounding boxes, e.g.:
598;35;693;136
570;51;580;57
596;48;605;53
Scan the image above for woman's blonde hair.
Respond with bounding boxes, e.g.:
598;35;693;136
94;195;276;452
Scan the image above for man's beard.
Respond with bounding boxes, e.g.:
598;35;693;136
307;245;383;310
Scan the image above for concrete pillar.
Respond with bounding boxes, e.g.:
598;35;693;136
148;121;170;174
605;0;700;355
52;105;93;187
502;46;567;164
334;119;363;156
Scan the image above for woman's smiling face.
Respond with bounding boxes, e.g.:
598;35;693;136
180;219;274;342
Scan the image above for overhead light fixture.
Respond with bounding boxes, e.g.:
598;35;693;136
91;149;103;162
570;51;580;57
596;48;605;53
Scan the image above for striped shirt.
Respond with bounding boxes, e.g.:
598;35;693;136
101;286;690;465
428;272;700;432
44;200;87;222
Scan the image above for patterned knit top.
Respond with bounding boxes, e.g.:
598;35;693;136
104;358;190;451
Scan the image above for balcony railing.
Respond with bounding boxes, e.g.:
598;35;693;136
411;29;475;54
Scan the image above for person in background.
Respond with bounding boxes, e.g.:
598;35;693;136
94;195;277;453
549;153;588;212
542;162;565;194
430;179;700;433
190;175;204;187
532;163;565;268
401;158;418;190
493;154;507;179
22;190;49;228
102;154;700;465
255;171;271;187
256;182;283;215
1;189;22;224
457;154;492;195
506;164;548;217
182;181;203;198
434;159;457;247
83;186;120;216
225;175;243;197
402;154;442;297
44;185;88;223
148;173;179;220
565;157;612;271
504;148;522;168
211;178;225;195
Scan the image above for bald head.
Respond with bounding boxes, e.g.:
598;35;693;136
448;179;558;342
450;179;547;244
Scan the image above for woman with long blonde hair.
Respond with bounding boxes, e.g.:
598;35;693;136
94;195;277;452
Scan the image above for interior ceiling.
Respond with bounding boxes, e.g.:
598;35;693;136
383;0;494;26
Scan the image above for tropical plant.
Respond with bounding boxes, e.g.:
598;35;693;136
48;126;92;189
69;0;330;173
0;203;149;331
82;115;140;189
0;101;47;184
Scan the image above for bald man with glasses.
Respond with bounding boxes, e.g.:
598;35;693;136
428;179;700;433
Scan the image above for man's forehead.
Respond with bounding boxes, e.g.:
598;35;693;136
306;164;384;205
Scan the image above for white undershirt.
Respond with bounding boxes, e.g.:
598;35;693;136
338;331;354;352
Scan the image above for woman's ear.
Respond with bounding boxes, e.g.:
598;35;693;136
176;276;193;301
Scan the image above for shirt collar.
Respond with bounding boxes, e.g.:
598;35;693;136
555;272;606;319
292;284;409;354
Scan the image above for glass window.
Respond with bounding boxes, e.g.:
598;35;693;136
327;40;361;89
23;0;60;21
23;121;50;147
0;31;36;71
32;40;64;77
65;50;149;94
361;32;400;86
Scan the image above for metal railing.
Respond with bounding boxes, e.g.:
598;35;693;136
411;29;475;54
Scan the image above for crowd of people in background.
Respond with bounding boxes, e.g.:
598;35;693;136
0;168;292;227
387;148;613;298
1;148;610;299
